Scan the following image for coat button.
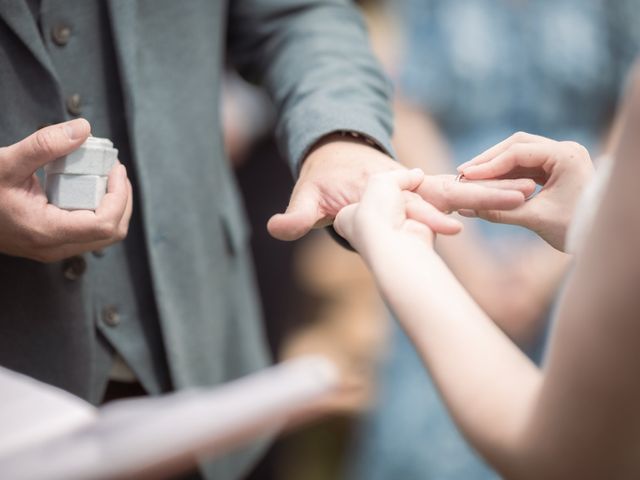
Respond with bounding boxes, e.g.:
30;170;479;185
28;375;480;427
51;24;72;46
66;93;82;116
62;255;87;280
102;306;121;327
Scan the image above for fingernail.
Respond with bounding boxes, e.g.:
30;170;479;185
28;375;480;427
458;209;477;218
63;119;87;140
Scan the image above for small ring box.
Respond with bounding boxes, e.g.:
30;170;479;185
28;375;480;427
45;137;118;210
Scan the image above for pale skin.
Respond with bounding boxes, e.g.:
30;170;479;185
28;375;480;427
333;78;640;479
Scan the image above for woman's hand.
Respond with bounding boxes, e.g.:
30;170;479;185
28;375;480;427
333;169;461;259
457;132;594;251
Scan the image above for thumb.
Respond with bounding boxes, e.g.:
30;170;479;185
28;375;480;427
267;189;325;241
2;119;91;181
463;203;532;228
333;203;358;242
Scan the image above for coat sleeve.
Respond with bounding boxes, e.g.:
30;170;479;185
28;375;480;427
227;0;395;174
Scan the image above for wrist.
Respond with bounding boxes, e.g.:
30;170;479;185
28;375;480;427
308;131;386;156
300;131;392;176
361;229;437;270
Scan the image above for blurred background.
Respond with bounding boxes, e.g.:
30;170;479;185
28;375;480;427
223;1;640;479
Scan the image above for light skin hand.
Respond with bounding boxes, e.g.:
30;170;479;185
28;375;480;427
267;134;535;241
0;119;133;262
458;132;595;251
333;169;460;260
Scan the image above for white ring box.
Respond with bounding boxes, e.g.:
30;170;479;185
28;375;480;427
45;137;118;210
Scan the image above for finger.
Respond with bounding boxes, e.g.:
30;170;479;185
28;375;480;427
55;180;131;255
405;195;462;235
367;168;424;193
418;175;526;213
457;132;552;171
473;203;533;228
360;168;425;219
95;163;129;226
333;203;358;241
41;164;129;245
461;143;557;180
117;178;134;237
465;177;536;198
36;236;122;263
0;119;91;182
267;187;323;241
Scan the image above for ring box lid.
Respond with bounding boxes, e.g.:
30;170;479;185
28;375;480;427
45;136;117;175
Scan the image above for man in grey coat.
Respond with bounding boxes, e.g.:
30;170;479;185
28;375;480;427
0;0;526;478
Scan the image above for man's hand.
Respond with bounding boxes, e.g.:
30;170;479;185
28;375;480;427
267;135;535;241
0;119;133;262
457;132;594;251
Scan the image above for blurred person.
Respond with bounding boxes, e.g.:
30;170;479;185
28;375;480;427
333;68;640;478
347;1;640;478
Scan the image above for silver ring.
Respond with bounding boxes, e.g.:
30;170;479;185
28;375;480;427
444;173;465;214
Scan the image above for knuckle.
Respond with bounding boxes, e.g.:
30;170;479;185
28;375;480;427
117;223;129;240
23;226;51;250
441;176;455;195
568;141;589;158
511;131;529;142
96;218;119;239
33;129;59;159
505;144;520;156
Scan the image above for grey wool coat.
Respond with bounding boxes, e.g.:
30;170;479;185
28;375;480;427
0;0;394;478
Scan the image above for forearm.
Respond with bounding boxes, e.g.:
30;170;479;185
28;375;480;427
229;0;394;173
364;236;542;475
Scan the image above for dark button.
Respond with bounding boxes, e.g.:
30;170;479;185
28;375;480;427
51;23;71;46
66;94;82;116
62;255;87;281
51;23;71;47
102;306;121;327
92;249;105;258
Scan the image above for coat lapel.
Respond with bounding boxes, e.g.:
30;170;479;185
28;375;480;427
0;1;57;80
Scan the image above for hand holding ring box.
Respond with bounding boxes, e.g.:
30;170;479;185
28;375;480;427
45;137;118;211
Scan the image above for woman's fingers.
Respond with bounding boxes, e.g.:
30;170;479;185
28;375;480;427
333;203;358;241
457;132;553;171
403;191;462;235
461;142;557;180
366;168;425;194
465;177;537;197
418;175;526;213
